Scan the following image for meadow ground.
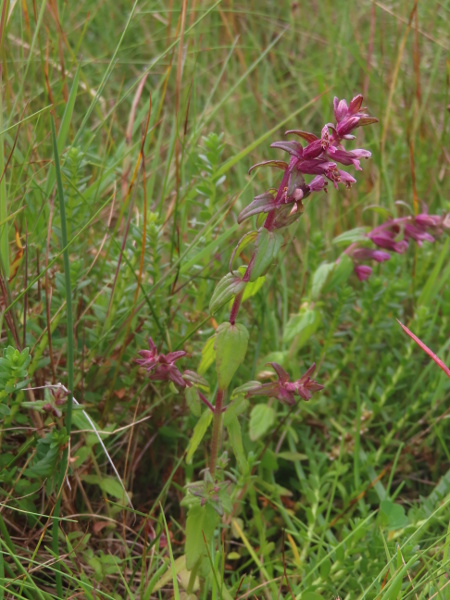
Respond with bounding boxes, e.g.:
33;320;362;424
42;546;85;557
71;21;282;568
0;1;449;598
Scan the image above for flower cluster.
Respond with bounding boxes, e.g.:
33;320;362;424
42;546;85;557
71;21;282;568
239;94;377;230
245;362;323;406
136;337;190;389
345;209;450;281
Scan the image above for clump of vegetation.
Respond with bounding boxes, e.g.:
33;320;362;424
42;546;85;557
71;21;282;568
0;2;449;599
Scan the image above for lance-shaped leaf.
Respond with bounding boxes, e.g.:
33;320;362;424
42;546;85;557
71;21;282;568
229;230;258;272
285;129;319;143
209;273;245;314
249;228;284;281
248;160;288;175
238;193;277;224
214;322;249;389
186;409;213;464
270;140;303;157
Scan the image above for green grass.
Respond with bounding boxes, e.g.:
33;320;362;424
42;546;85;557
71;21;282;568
0;0;449;598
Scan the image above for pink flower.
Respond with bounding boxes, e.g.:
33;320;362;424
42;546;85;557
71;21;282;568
368;225;409;253
404;223;435;246
352;247;391;263
246;363;323;405
333;94;378;138
307;175;328;192
414;213;442;228
240;94;377;230
344;206;448;281
354;265;373;281
136;337;189;389
326;147;371;171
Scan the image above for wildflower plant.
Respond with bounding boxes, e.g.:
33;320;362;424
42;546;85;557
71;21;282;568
344;208;450;280
136;94;378;577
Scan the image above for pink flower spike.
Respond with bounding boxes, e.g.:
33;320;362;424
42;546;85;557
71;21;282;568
397;320;450;379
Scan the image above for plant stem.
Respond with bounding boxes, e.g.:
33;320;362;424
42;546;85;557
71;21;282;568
215;191;282;471
50;115;75;597
229;292;243;326
209;388;224;477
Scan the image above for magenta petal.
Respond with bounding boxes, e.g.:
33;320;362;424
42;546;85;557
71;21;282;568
270;140;304;158
414;214;441;228
147;337;157;352
392;240;409;253
355;265;373;281
372;250;391;262
277;387;296;405
168;368;187;388
308;175;327;192
285;129;318;143
348;94;364;114
164;350;187;363
302;140;324;160
268;362;290;382
300;362;317;380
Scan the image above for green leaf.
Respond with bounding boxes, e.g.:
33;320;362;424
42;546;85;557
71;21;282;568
310;262;334;300
209;273;245;315
214;322;249;389
99;477;127;500
198;336;216;375
283;307;321;348
185;503;219;570
362;205;393;220
185;386;201;417
326;254;353;290
229;230;258;271
249;404;275;441
0;346;31;394
0;403;10;417
332;226;369;245
186;409;213;464
27;444;60;478
81;474;127;499
249;228;283;281
379;500;408;530
226;416;247;471
301;592;325;600
231;381;261;398
242;275;266;302
223;395;249;425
